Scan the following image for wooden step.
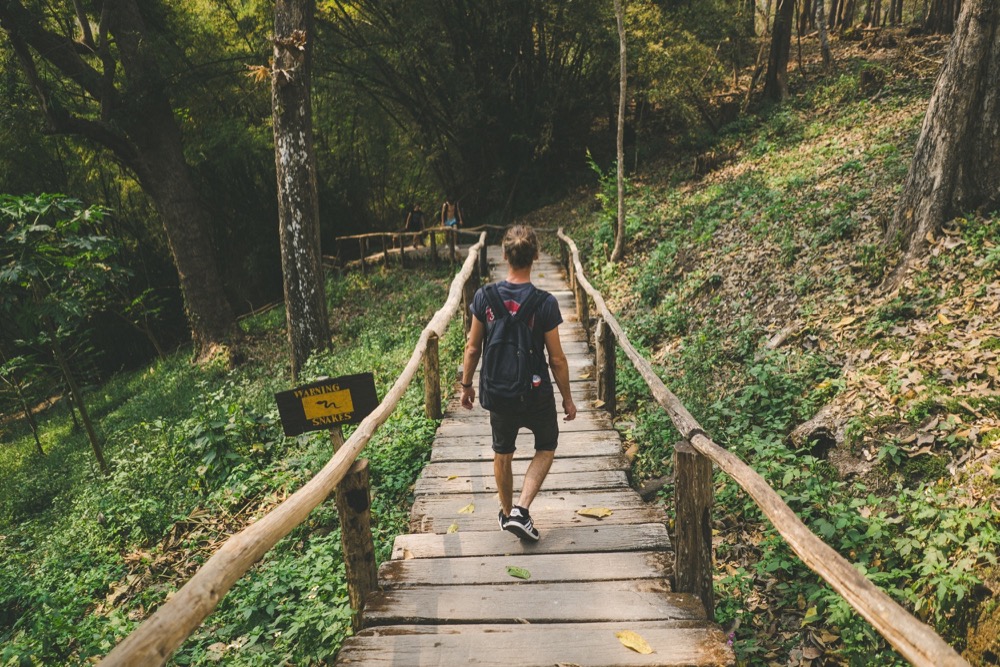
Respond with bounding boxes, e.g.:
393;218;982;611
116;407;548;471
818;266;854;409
363;580;703;625
337;621;734;666
430;432;623;462
410;490;666;533
414;469;629;495
380;550;673;587
391;522;672;559
419;454;629;478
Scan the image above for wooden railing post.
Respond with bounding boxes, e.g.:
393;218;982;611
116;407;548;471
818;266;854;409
462;270;479;334
478;244;488;280
674;439;714;620
429;231;438;266
575;281;590;339
359;238;368;275
399;235;407;269
595;318;616;416
328;426;378;631
424;332;442;419
448;228;457;265
381;234;389;267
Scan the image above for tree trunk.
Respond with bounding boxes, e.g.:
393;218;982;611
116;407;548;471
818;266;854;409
49;324;108;474
830;0;842;28
817;0;833;68
0;0;241;360
610;0;627;263
764;0;796;101
801;0;815;33
747;0;758;35
885;0;1000;285
926;0;963;33
272;0;329;381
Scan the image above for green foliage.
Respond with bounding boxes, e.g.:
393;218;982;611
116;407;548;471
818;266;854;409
0;263;461;665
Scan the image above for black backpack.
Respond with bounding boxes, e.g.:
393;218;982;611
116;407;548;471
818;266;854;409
479;283;549;412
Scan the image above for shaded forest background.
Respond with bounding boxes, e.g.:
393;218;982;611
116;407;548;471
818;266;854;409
3;0;998;665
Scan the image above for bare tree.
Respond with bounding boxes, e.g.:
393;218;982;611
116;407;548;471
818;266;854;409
610;0;628;263
885;0;1000;285
272;0;329;380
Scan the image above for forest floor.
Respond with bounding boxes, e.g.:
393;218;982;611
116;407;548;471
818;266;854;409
526;30;999;666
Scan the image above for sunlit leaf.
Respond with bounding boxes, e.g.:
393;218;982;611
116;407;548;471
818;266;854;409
506;565;531;580
577;507;613;518
615;630;653;654
447;523;459;534
457;503;475;514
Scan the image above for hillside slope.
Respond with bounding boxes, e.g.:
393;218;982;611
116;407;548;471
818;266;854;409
533;34;999;666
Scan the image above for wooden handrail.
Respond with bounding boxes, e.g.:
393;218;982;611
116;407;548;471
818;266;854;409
99;233;488;667
557;229;968;667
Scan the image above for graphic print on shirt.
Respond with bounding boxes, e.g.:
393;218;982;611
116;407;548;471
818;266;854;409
485;299;537;330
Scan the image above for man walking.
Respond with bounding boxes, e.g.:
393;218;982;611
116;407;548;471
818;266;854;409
460;225;577;541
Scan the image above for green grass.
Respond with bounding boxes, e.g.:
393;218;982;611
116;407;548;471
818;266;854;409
0;263;466;665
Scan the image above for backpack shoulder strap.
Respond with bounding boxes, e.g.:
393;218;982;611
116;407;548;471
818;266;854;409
483;283;508;322
512;287;547;323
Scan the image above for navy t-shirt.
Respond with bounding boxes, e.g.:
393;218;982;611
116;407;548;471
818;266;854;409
470;281;563;390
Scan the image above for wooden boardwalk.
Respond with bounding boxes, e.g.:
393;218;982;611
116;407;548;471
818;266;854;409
336;249;734;666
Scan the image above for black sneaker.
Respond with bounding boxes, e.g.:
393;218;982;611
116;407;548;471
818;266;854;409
504;505;540;541
497;509;508;531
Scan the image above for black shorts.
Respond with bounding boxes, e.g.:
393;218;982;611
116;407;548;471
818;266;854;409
489;390;559;455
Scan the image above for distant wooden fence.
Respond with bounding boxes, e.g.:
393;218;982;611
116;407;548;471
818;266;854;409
327;224;556;274
556;229;968;667
98;233;489;666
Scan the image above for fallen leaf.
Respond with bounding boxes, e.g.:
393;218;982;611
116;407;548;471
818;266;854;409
938;312;953;326
593;399;605;408
834;316;856;328
579;372;592;379
801;605;819;626
615;630;654;654
447;475;459;480
577;507;613;518
506;565;531;580
402;548;414;560
447;523;459;534
802;646;822;659
457;503;475;514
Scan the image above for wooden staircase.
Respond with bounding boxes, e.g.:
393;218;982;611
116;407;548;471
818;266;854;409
335;248;735;666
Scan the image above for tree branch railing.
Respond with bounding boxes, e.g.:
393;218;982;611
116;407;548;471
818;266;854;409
556;229;968;667
98;232;489;667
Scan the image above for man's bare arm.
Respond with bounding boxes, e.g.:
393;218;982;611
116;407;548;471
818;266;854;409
544;327;577;421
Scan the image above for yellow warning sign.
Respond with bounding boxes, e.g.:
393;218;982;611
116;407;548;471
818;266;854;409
301;388;354;421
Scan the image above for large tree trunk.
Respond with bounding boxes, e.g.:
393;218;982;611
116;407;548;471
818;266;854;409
610;0;627;263
0;0;241;360
272;0;329;380
763;0;796;101
885;0;1000;284
747;0;757;35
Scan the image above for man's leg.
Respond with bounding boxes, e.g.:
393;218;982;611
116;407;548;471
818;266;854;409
494;452;515;515
517;449;554;509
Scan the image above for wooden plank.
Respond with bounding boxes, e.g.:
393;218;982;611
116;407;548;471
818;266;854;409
412;505;664;534
414;469;628;495
410;490;665;534
436;412;613;436
420;454;629;478
392;522;671;559
363;580;705;625
379;550;673;587
337;622;735;666
430;435;622;463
